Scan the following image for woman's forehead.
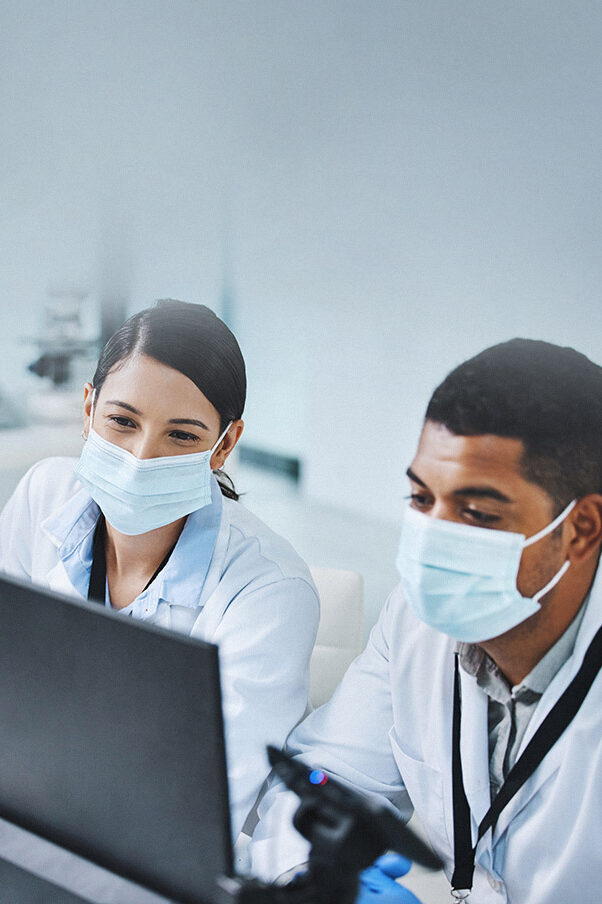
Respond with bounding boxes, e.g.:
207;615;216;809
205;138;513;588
98;354;221;425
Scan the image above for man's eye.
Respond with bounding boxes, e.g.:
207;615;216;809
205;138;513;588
465;508;501;525
409;493;431;509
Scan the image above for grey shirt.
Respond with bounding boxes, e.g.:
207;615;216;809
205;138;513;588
457;599;588;799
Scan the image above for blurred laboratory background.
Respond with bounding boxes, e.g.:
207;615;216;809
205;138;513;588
2;0;602;635
2;3;602;899
1;0;602;605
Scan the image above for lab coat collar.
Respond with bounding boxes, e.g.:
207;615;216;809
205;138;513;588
491;560;602;845
451;563;602;851
40;474;223;612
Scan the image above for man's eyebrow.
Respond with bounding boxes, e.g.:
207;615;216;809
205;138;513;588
406;467;427;487
406;467;514;503
104;400;142;415
168;418;210;431
453;486;514;504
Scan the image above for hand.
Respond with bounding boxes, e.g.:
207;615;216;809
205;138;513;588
356;852;423;904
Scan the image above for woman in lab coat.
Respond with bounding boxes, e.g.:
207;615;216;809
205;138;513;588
0;299;319;840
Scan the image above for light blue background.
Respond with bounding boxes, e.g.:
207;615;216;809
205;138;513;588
1;0;601;522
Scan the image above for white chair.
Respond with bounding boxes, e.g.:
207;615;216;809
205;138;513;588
233;566;364;864
308;566;364;709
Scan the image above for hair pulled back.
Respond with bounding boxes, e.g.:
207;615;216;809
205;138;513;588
92;299;246;500
426;338;602;511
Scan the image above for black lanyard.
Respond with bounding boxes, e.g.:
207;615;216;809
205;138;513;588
87;515;175;605
451;625;602;895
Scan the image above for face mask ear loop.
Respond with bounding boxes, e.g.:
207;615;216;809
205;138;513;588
210;421;233;466
524;499;576;603
523;499;577;548
532;559;571;603
85;388;97;439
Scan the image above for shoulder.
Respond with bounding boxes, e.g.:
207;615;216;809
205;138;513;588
15;457;81;507
196;497;319;638
374;583;454;671
22;455;79;487
3;457;81;514
0;457;87;577
219;497;318;596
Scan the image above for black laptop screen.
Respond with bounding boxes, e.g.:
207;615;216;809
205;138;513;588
0;574;233;904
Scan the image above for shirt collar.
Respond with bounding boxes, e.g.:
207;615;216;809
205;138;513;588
457;592;591;699
40;484;100;599
41;483;100;553
148;476;223;611
519;596;587;695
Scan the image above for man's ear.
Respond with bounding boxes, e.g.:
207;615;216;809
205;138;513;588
566;495;602;564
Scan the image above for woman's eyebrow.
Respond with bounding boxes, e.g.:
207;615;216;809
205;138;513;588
104;400;142;415
169;418;210;431
103;401;210;432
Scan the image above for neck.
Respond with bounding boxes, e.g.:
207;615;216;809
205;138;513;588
104;517;186;579
479;559;597;685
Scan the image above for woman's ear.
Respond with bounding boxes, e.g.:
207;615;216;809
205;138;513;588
82;383;94;438
212;420;244;470
567;495;602;565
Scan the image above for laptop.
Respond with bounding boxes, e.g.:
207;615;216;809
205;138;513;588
0;573;234;904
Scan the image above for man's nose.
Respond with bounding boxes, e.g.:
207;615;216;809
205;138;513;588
429;501;459;523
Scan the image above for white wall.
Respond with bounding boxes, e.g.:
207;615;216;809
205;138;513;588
295;1;602;522
1;1;601;524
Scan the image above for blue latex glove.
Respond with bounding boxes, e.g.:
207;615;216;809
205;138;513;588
356;852;424;904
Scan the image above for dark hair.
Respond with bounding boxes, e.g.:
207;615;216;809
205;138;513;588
93;299;246;500
425;338;602;511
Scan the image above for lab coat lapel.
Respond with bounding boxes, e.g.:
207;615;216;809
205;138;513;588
458;666;491;844
493;573;602;844
46;559;85;599
492;736;563;845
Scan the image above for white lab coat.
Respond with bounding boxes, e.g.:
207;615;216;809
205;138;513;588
250;566;602;903
0;457;320;842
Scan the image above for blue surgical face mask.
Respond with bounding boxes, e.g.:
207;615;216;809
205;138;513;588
75;397;231;535
395;499;576;643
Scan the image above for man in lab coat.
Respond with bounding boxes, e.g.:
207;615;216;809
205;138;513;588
249;339;602;904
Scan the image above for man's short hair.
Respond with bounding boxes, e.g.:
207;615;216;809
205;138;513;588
425;338;602;510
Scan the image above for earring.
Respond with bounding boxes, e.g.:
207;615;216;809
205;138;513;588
81;430;87;440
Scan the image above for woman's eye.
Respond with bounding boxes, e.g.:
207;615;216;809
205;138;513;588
109;415;135;428
169;430;199;443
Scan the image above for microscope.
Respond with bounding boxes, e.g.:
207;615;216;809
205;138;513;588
217;747;442;904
